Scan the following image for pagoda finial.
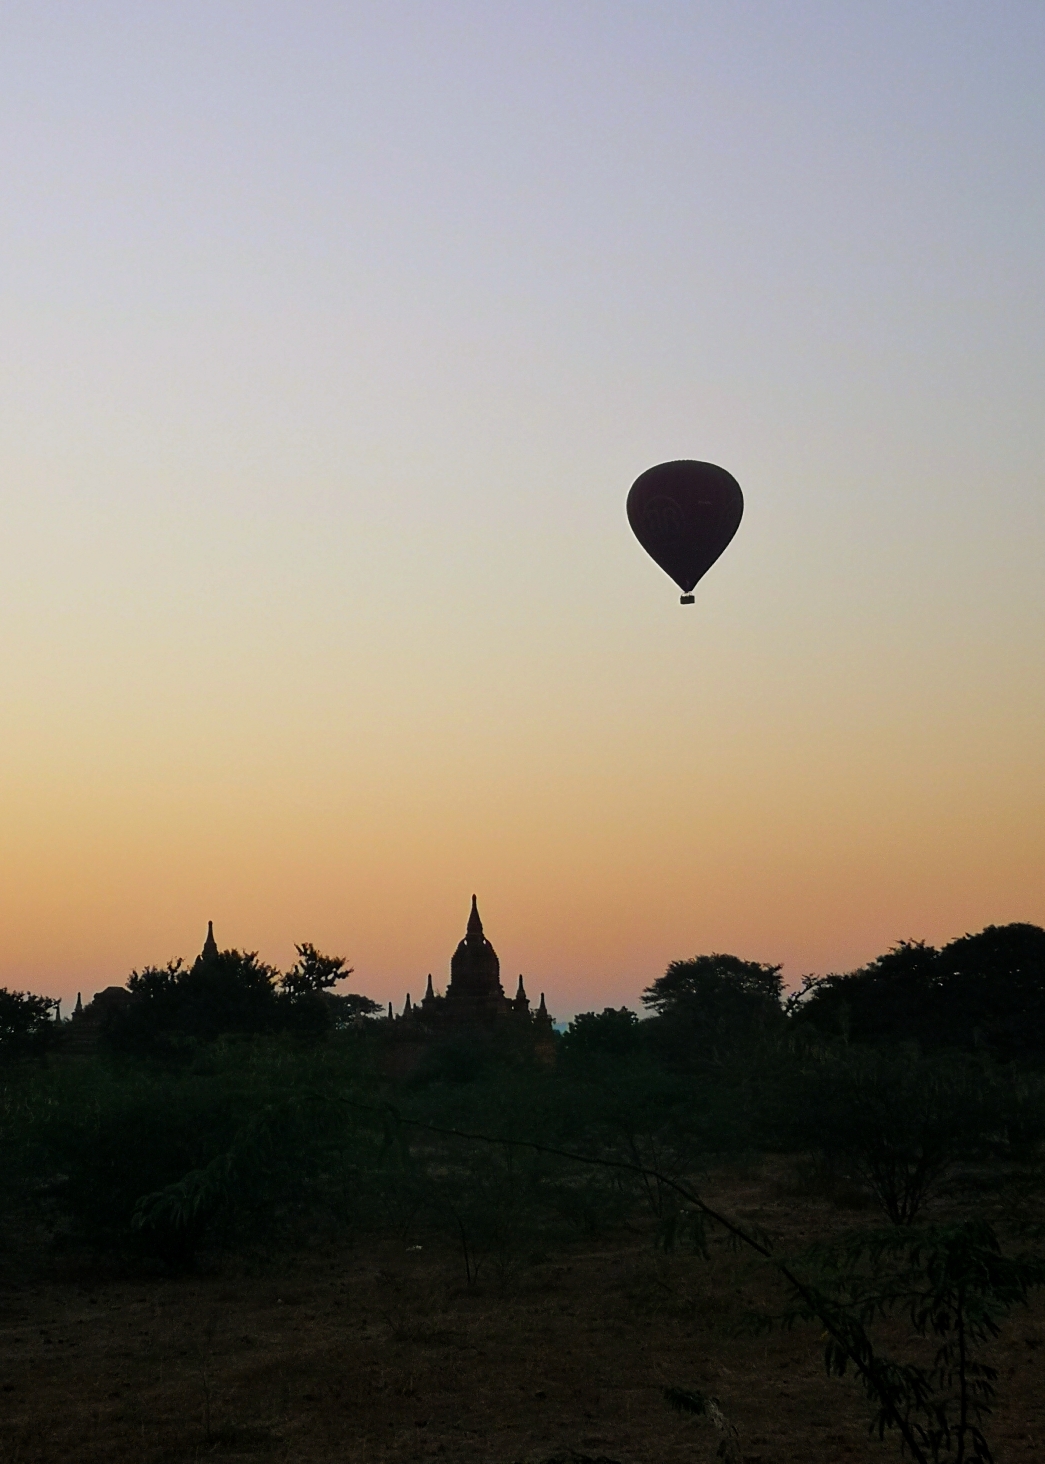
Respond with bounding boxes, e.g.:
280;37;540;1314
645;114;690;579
425;973;435;999
202;920;218;960
467;894;483;939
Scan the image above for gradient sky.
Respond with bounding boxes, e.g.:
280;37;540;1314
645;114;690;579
1;3;1043;1016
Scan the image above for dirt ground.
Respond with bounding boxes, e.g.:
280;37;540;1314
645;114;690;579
2;1162;1043;1464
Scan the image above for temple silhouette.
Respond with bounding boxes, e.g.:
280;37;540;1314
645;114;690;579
63;898;554;1063
390;895;555;1046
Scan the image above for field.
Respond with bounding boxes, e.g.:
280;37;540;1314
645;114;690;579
3;1159;1043;1464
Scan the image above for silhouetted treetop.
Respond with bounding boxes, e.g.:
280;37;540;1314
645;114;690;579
105;927;379;1049
643;953;783;1015
794;923;1045;1059
279;943;353;998
642;953;785;1066
562;1006;641;1059
0;988;57;1058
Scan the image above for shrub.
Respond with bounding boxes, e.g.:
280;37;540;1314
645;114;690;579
783;1048;996;1224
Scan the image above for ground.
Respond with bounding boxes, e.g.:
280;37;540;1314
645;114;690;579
2;1160;1043;1463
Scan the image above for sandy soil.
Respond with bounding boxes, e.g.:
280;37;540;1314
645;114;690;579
2;1163;1043;1463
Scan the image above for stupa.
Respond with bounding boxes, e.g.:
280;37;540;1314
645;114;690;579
393;896;554;1043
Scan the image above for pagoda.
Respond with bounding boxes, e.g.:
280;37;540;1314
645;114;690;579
392;896;554;1044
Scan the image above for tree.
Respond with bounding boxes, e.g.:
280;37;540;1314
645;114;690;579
561;1007;641;1059
110;938;382;1048
326;992;382;1026
279;943;353;997
792;941;940;1046
0;988;57;1058
642;953;784;1063
791;925;1045;1059
934;923;1045;1061
783;1047;992;1225
111;949;280;1048
172;947;280;1039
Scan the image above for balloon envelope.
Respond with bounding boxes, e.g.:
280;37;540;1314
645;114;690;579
626;460;743;595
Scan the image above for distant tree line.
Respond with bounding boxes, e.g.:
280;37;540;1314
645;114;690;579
1;919;1042;1063
560;921;1045;1066
0;938;380;1058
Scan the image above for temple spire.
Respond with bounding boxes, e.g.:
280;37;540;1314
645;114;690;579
513;972;530;1014
467;894;483;939
202;920;218;961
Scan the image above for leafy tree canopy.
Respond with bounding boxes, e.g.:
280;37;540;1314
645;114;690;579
0;987;57;1058
112;941;378;1048
643;953;783;1016
642;954;784;1065
280;943;353;998
794;923;1045;1058
561;1006;641;1059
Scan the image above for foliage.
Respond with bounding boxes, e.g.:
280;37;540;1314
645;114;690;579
115;950;281;1048
326;991;383;1024
791;941;940;1044
105;942;380;1050
794;924;1045;1061
561;1007;641;1060
280;942;352;997
1;1035;381;1256
774;1220;1045;1463
934;924;1045;1061
642;952;784;1066
131;1090;366;1266
0;987;57;1058
778;1047;996;1224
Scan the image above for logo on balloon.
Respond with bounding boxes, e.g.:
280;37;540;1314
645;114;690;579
641;496;684;539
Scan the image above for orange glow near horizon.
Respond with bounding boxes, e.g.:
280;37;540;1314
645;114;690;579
1;9;1043;1017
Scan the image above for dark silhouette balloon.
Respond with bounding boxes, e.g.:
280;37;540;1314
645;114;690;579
626;460;743;603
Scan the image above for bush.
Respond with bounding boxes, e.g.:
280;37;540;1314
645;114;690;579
782;1048;997;1224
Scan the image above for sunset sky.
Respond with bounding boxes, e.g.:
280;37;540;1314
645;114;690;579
1;4;1043;1017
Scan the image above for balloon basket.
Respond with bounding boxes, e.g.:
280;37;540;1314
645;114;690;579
680;594;695;605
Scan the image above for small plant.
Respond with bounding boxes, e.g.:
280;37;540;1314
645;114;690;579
772;1218;1045;1462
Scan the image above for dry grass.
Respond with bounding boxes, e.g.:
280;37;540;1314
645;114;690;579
2;1159;1043;1463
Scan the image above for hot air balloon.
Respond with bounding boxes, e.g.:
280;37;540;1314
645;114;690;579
627;460;743;603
